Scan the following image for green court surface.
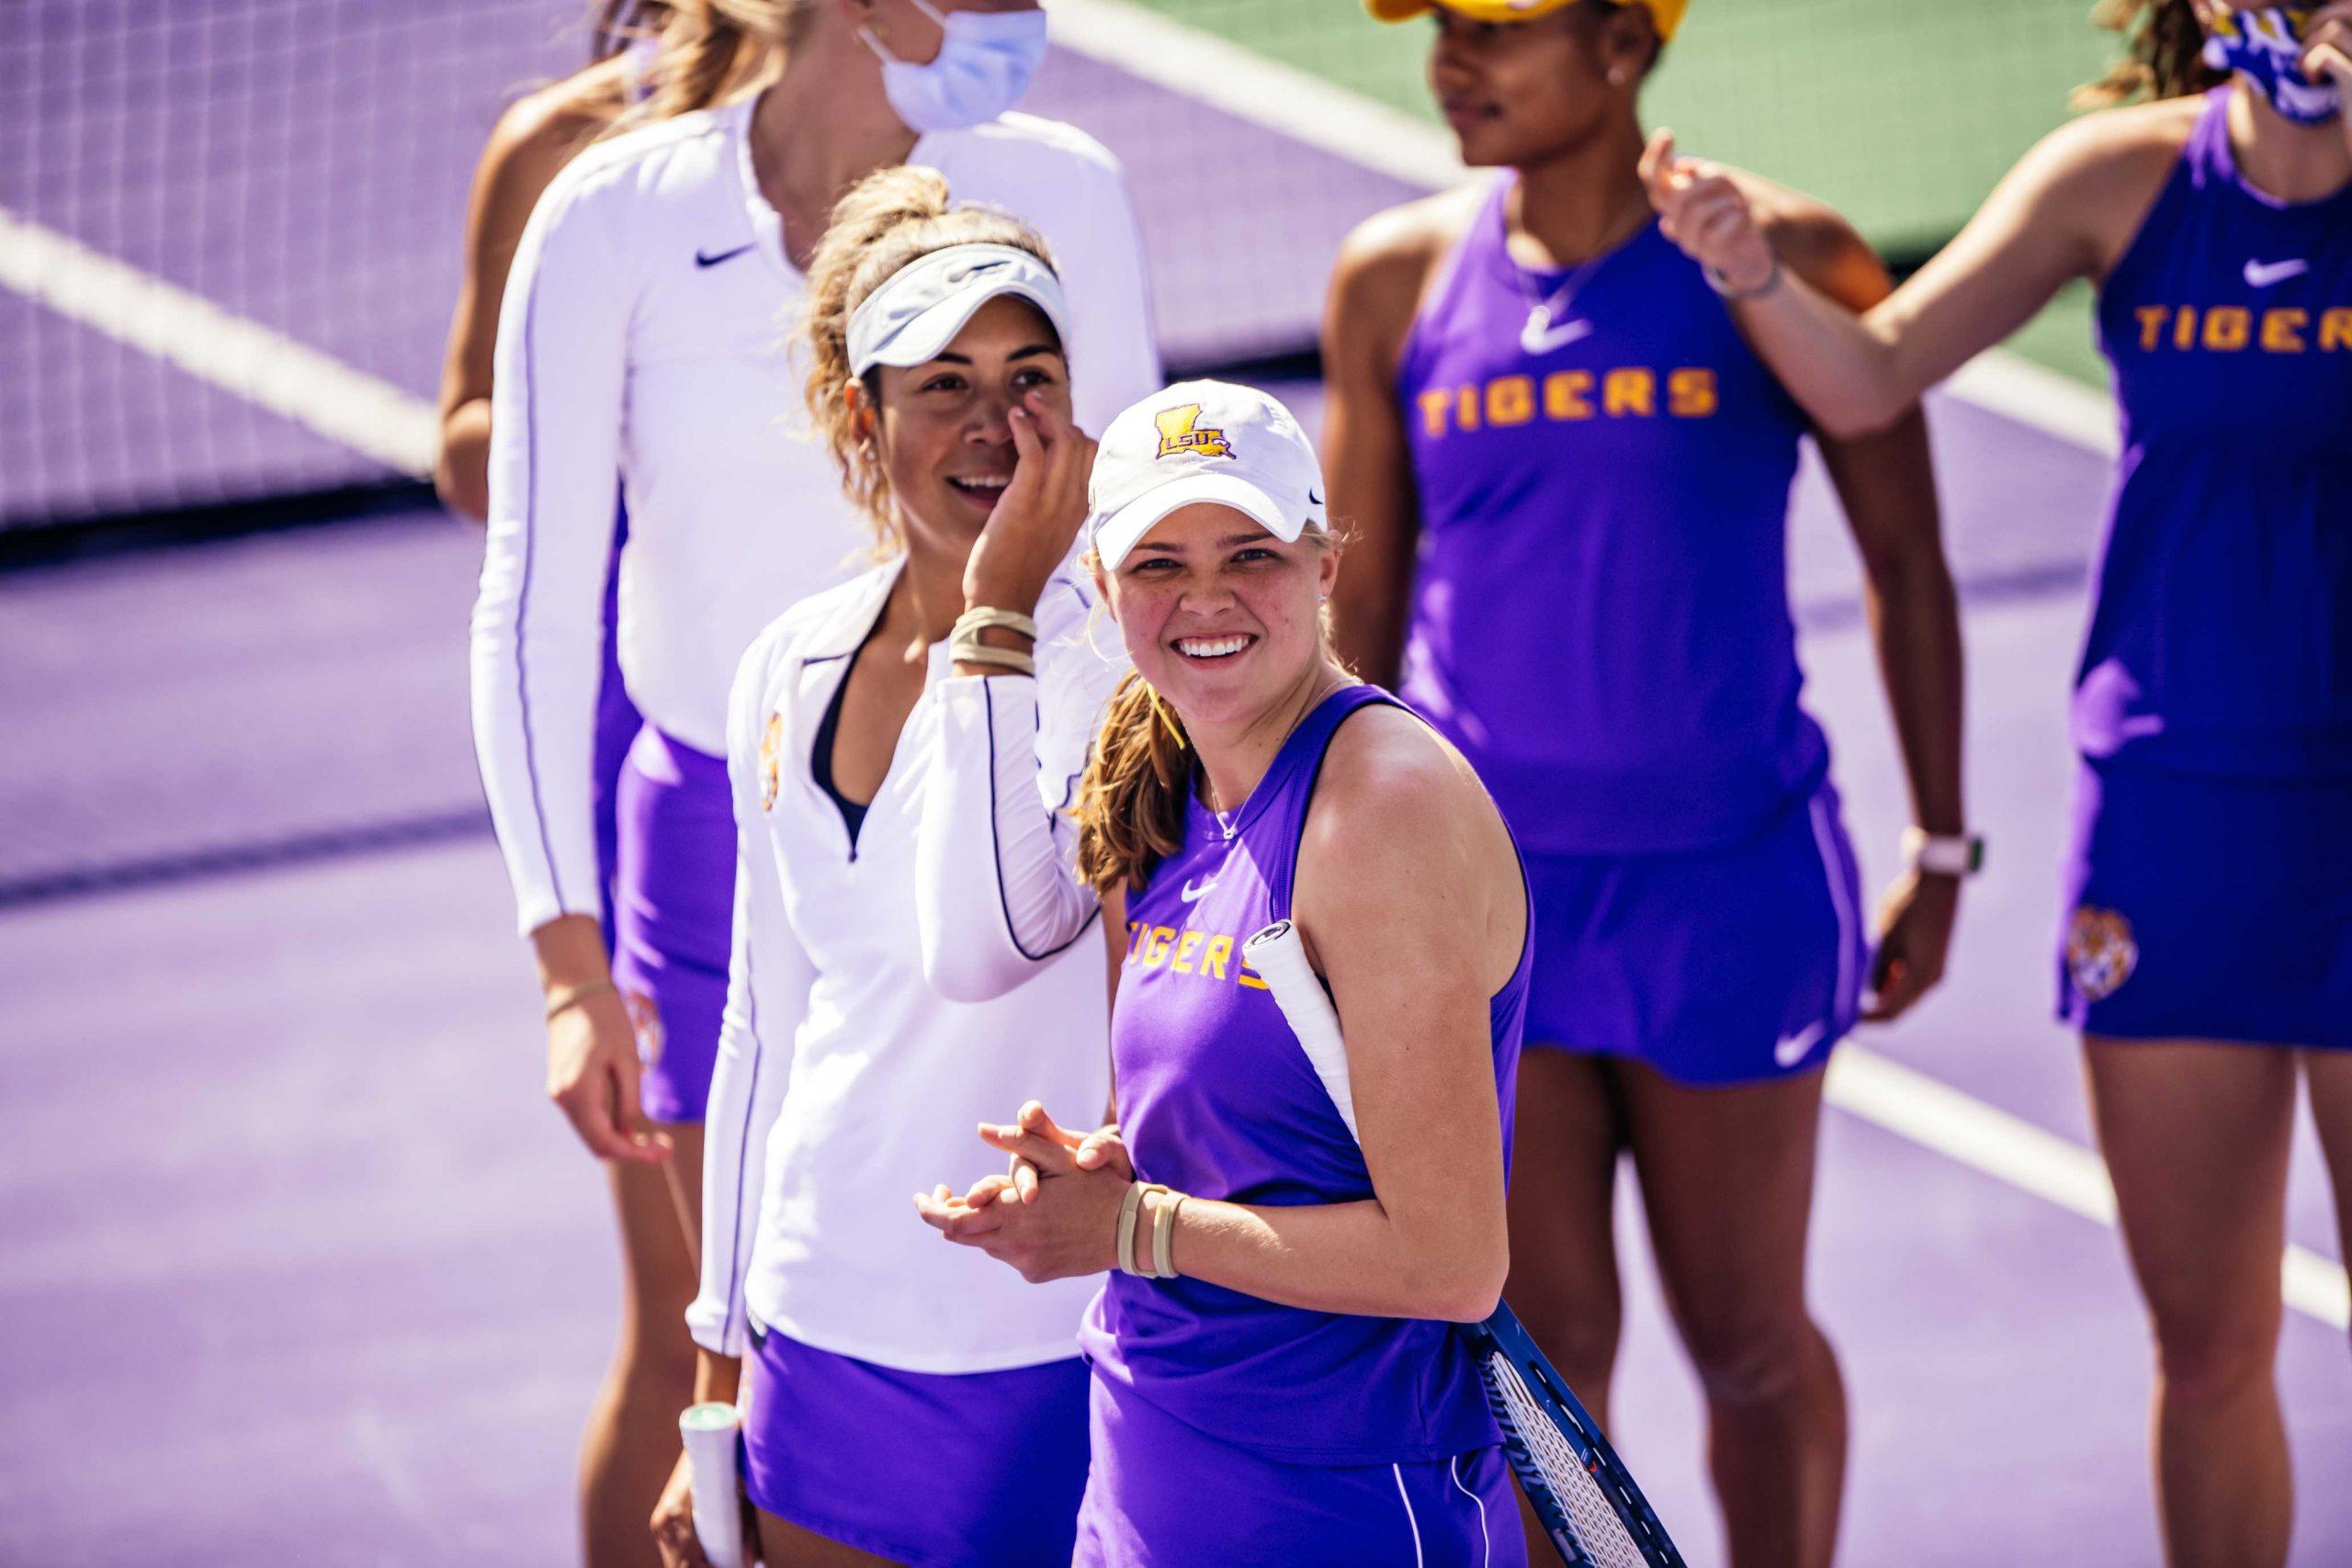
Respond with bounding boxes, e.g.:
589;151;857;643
1130;0;2122;385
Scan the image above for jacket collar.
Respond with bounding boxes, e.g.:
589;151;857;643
796;558;905;666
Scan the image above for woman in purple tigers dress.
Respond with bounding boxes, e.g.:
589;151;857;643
1326;3;1970;1562
911;380;1535;1565
1646;2;2352;1562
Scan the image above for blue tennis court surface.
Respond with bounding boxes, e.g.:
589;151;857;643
3;6;2346;1563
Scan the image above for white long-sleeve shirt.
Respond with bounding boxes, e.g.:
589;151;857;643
471;98;1161;934
687;561;1129;1370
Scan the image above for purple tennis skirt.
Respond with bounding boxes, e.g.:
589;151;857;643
1520;777;1867;1085
2058;759;2352;1049
1074;1370;1524;1566
609;726;734;1124
742;1327;1091;1567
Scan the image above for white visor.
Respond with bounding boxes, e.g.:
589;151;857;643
845;242;1068;378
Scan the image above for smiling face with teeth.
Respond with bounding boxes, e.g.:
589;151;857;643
1097;502;1345;739
863;293;1070;551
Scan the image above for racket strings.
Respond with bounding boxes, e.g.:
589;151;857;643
1480;1351;1654;1568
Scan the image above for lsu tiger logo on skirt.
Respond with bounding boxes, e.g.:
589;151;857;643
2066;907;2140;1003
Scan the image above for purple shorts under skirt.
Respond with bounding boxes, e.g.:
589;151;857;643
1521;779;1867;1085
591;510;639;947
742;1328;1090;1568
610;726;734;1124
1073;1371;1526;1567
2059;760;2352;1048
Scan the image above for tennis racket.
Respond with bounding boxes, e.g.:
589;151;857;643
1243;919;1687;1568
679;1402;746;1568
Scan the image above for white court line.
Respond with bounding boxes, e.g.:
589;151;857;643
0;203;437;479
1047;0;1469;191
1049;0;2118;457
1832;1046;2350;1331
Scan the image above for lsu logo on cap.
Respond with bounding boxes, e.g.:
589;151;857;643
1155;403;1233;461
2065;907;2139;1003
759;711;784;812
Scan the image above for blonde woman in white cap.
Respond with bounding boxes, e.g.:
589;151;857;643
912;380;1534;1564
649;166;1130;1567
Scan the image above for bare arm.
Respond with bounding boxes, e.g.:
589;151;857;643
928;709;1524;1325
1322;202;1452;686
435;67;623;520
1643;107;2186;436
1768;200;1966;1019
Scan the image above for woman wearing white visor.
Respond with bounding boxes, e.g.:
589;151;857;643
469;4;1154;1544
651;169;1127;1567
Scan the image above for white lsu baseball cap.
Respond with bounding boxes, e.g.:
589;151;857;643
1088;379;1329;570
845;242;1069;377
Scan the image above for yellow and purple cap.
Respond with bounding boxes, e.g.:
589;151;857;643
1364;0;1688;43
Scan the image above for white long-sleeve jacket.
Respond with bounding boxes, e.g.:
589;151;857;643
687;562;1128;1368
470;99;1160;935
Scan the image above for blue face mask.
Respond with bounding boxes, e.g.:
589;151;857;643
861;0;1048;134
2203;6;2341;126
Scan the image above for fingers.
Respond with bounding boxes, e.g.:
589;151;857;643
964;1170;1021;1208
610;1051;673;1163
978;1121;1080;1174
1862;948;1917;1023
913;1183;1013;1238
560;1066;667;1165
1007;400;1046;468
1637;128;1679;200
1017;1099;1086;1149
1073;1129;1132;1177
1010;1155;1041;1204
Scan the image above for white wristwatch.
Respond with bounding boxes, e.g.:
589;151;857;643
1901;827;1984;878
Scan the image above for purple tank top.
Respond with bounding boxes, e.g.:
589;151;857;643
1396;177;1829;854
2088;89;2352;778
1080;684;1532;1466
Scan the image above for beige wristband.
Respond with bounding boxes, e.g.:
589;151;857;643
1118;1183;1172;1277
545;977;616;1022
1149;1190;1184;1280
1115;1181;1146;1277
951;605;1039;644
948;636;1036;677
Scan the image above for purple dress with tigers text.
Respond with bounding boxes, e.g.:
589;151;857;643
1074;685;1532;1567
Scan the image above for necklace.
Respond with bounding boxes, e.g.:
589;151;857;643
1199;671;1351;836
1506;199;1650;356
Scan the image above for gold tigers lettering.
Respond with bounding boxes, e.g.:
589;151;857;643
1417;367;1718;438
2132;304;2352;355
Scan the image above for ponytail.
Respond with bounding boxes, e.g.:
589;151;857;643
2073;0;2224;110
1074;672;1196;895
800;165;1060;544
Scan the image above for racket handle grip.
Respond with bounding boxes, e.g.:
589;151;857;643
680;1403;746;1568
1244;920;1359;1142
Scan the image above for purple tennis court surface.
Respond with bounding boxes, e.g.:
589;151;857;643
5;7;2347;1564
3;384;2346;1564
1;3;1415;527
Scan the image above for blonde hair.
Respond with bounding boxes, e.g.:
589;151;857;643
1072;536;1350;895
609;0;811;131
800;165;1061;545
2073;0;2225;109
588;1;669;62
